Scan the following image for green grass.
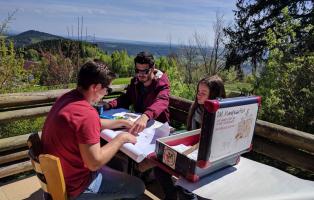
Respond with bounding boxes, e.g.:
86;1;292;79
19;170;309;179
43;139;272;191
1;83;75;93
225;82;252;92
112;77;131;85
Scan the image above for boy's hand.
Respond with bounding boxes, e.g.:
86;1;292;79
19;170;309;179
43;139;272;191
118;132;137;144
121;119;133;129
129;114;149;136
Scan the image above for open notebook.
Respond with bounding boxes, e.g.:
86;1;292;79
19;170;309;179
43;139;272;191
100;108;170;162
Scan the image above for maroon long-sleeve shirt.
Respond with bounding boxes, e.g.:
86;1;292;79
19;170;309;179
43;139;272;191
108;70;170;123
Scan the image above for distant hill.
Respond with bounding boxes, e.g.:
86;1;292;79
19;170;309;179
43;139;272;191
96;41;180;56
7;30;64;47
25;39;97;59
5;29;184;56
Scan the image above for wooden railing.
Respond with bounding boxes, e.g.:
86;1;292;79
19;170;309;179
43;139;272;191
0;86;313;179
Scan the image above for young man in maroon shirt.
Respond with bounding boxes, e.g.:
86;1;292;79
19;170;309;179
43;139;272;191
41;61;144;199
106;51;170;135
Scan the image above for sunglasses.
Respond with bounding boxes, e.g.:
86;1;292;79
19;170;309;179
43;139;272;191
106;87;112;94
135;67;151;75
101;85;112;94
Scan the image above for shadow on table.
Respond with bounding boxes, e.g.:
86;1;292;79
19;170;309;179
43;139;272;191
176;166;237;192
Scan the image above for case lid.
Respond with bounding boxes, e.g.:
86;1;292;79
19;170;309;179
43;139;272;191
197;96;261;168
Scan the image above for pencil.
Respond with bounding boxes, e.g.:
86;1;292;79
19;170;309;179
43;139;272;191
182;142;199;155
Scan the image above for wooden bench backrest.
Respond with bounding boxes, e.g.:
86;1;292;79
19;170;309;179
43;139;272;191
27;133;67;200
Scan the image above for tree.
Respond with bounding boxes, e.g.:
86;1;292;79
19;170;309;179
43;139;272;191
40;51;74;87
25;49;39;61
209;12;225;75
0;9;28;93
224;0;314;73
156;56;170;72
0;9;17;35
111;50;133;77
0;39;25;92
165;56;195;100
193;12;225;76
254;8;314;133
178;39;198;85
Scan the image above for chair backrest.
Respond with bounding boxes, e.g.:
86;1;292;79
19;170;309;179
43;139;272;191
27;133;67;200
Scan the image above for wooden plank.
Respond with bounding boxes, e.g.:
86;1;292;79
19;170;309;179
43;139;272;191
255;120;314;153
0;89;70;109
253;135;314;172
169;96;192;112
0;106;51;123
0;160;33;179
0;150;29;165
0;134;31;153
0;85;127;109
169;107;188;124
0;132;41;153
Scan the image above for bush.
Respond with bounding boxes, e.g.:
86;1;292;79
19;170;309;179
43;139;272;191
0;117;45;139
0;39;26;93
218;67;238;83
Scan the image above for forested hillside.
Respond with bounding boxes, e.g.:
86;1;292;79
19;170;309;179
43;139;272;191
7;30;64;47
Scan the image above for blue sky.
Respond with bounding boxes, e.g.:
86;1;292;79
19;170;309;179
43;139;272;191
0;0;236;44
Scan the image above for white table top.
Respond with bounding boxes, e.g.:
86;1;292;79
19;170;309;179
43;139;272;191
176;157;314;200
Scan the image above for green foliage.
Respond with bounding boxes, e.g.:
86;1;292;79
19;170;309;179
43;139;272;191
156;56;171;72
254;9;314;133
224;82;252;95
99;53;112;66
166;57;195;100
39;52;74;86
0;39;26;93
111;50;133;77
24;49;39;61
224;0;314;72
218;67;238;83
0;117;45;139
83;45;98;57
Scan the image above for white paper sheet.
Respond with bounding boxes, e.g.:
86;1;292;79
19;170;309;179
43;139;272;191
171;144;190;153
101;121;170;163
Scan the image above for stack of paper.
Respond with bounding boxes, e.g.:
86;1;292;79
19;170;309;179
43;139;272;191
101;122;170;163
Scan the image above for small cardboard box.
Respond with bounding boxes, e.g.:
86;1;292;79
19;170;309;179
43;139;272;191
155;96;261;182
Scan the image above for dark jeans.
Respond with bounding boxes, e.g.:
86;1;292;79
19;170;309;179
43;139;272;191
74;166;144;200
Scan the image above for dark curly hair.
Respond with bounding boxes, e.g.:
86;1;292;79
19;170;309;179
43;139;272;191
77;60;116;90
134;51;155;68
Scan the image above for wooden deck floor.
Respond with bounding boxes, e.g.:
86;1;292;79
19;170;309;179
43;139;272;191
0;175;162;200
0;176;42;200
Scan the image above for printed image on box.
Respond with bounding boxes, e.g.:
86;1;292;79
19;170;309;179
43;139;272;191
210;103;258;162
